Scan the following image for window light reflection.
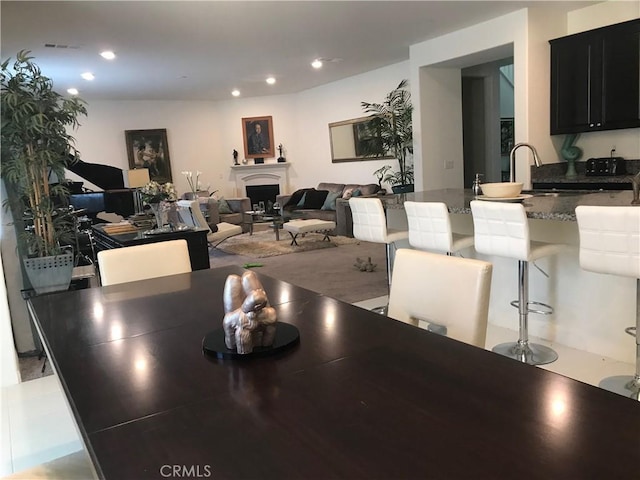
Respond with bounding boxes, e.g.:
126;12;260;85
110;323;124;341
92;303;104;322
321;304;338;338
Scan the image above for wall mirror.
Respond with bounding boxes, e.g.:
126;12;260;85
329;116;393;163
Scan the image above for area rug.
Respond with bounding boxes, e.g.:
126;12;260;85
218;230;359;258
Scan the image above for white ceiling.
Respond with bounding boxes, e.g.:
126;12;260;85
1;1;598;101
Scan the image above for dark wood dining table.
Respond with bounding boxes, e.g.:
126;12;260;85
28;266;639;479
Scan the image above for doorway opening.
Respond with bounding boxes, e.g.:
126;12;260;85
461;58;514;186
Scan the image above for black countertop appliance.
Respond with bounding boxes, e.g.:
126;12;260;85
585;157;626;176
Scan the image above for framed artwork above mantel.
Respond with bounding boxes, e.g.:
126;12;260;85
242;116;275;160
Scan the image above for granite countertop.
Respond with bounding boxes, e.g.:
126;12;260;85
381;189;637;221
531;159;640;186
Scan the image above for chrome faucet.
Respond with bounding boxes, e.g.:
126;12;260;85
509;142;542;183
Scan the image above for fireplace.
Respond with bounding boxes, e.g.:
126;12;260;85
231;163;290;198
246;184;280;213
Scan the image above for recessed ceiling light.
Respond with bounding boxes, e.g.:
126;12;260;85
81;72;95;81
100;50;116;60
231;89;240;97
67;88;79;95
266;77;276;85
311;59;323;69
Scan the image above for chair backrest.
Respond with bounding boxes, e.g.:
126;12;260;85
470;200;530;260
404;201;453;253
387;249;492;348
176;199;211;233
349;197;389;243
575;205;640;279
98;239;192;286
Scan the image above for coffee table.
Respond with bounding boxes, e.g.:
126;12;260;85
243;210;284;240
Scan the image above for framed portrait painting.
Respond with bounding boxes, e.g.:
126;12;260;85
125;128;173;183
242;116;275;160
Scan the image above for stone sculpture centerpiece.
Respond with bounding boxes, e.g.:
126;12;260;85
222;271;277;354
202;271;300;359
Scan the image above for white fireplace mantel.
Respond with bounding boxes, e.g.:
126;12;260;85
231;163;290;197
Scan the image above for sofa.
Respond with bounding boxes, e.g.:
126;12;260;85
276;182;380;237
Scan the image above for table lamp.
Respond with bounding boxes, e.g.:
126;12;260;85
125;168;150;215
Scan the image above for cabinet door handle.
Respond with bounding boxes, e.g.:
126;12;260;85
589;123;595;127
596;122;601;127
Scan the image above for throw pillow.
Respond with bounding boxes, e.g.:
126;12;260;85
342;188;355;199
321;191;342;211
303;189;329;209
283;188;311;210
351;189;362;197
297;192;307;207
218;198;233;214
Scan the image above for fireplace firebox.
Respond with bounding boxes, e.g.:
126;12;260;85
246;184;280;213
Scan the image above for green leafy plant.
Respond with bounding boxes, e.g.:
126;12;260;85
361;79;414;187
1;50;87;257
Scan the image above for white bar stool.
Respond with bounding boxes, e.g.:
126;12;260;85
576;205;640;400
349;197;408;313
470;200;566;365
404;201;474;255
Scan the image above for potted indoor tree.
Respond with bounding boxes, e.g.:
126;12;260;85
362;79;414;193
1;50;88;293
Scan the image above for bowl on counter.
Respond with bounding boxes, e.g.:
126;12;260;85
480;182;523;198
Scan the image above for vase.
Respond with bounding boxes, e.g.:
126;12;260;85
561;134;582;178
565;158;578;178
148;202;165;229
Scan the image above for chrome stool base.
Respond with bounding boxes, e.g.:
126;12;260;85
371;305;388;315
493;341;558;365
598;375;640;401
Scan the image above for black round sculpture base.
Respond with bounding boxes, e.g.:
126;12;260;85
202;322;299;360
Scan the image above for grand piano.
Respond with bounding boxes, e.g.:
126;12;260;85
67;159;136;220
68;160;211;271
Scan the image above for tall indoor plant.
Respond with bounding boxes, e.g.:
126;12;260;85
362;79;414;193
1;50;87;293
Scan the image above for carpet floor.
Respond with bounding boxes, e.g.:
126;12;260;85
211;235;388;304
218;230;359;257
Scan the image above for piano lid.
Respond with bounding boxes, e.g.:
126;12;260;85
67;158;125;190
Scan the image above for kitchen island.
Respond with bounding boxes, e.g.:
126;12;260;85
381;188;638;365
380;188;636;220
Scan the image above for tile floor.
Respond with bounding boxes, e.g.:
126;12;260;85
0;295;636;478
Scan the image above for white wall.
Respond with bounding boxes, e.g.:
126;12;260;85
0;249;20;387
70;62;409;198
411;9;532;189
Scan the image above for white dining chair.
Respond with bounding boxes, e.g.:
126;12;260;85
404;201;474;255
387;248;493;348
176;199;242;246
470;200;566;365
97;239;192;286
576;205;640;400
349;197;408;313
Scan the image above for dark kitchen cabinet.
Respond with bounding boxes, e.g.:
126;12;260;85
550;18;640;135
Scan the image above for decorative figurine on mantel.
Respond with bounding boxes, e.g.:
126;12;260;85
233;149;239;165
222;271;277;354
277;143;286;163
